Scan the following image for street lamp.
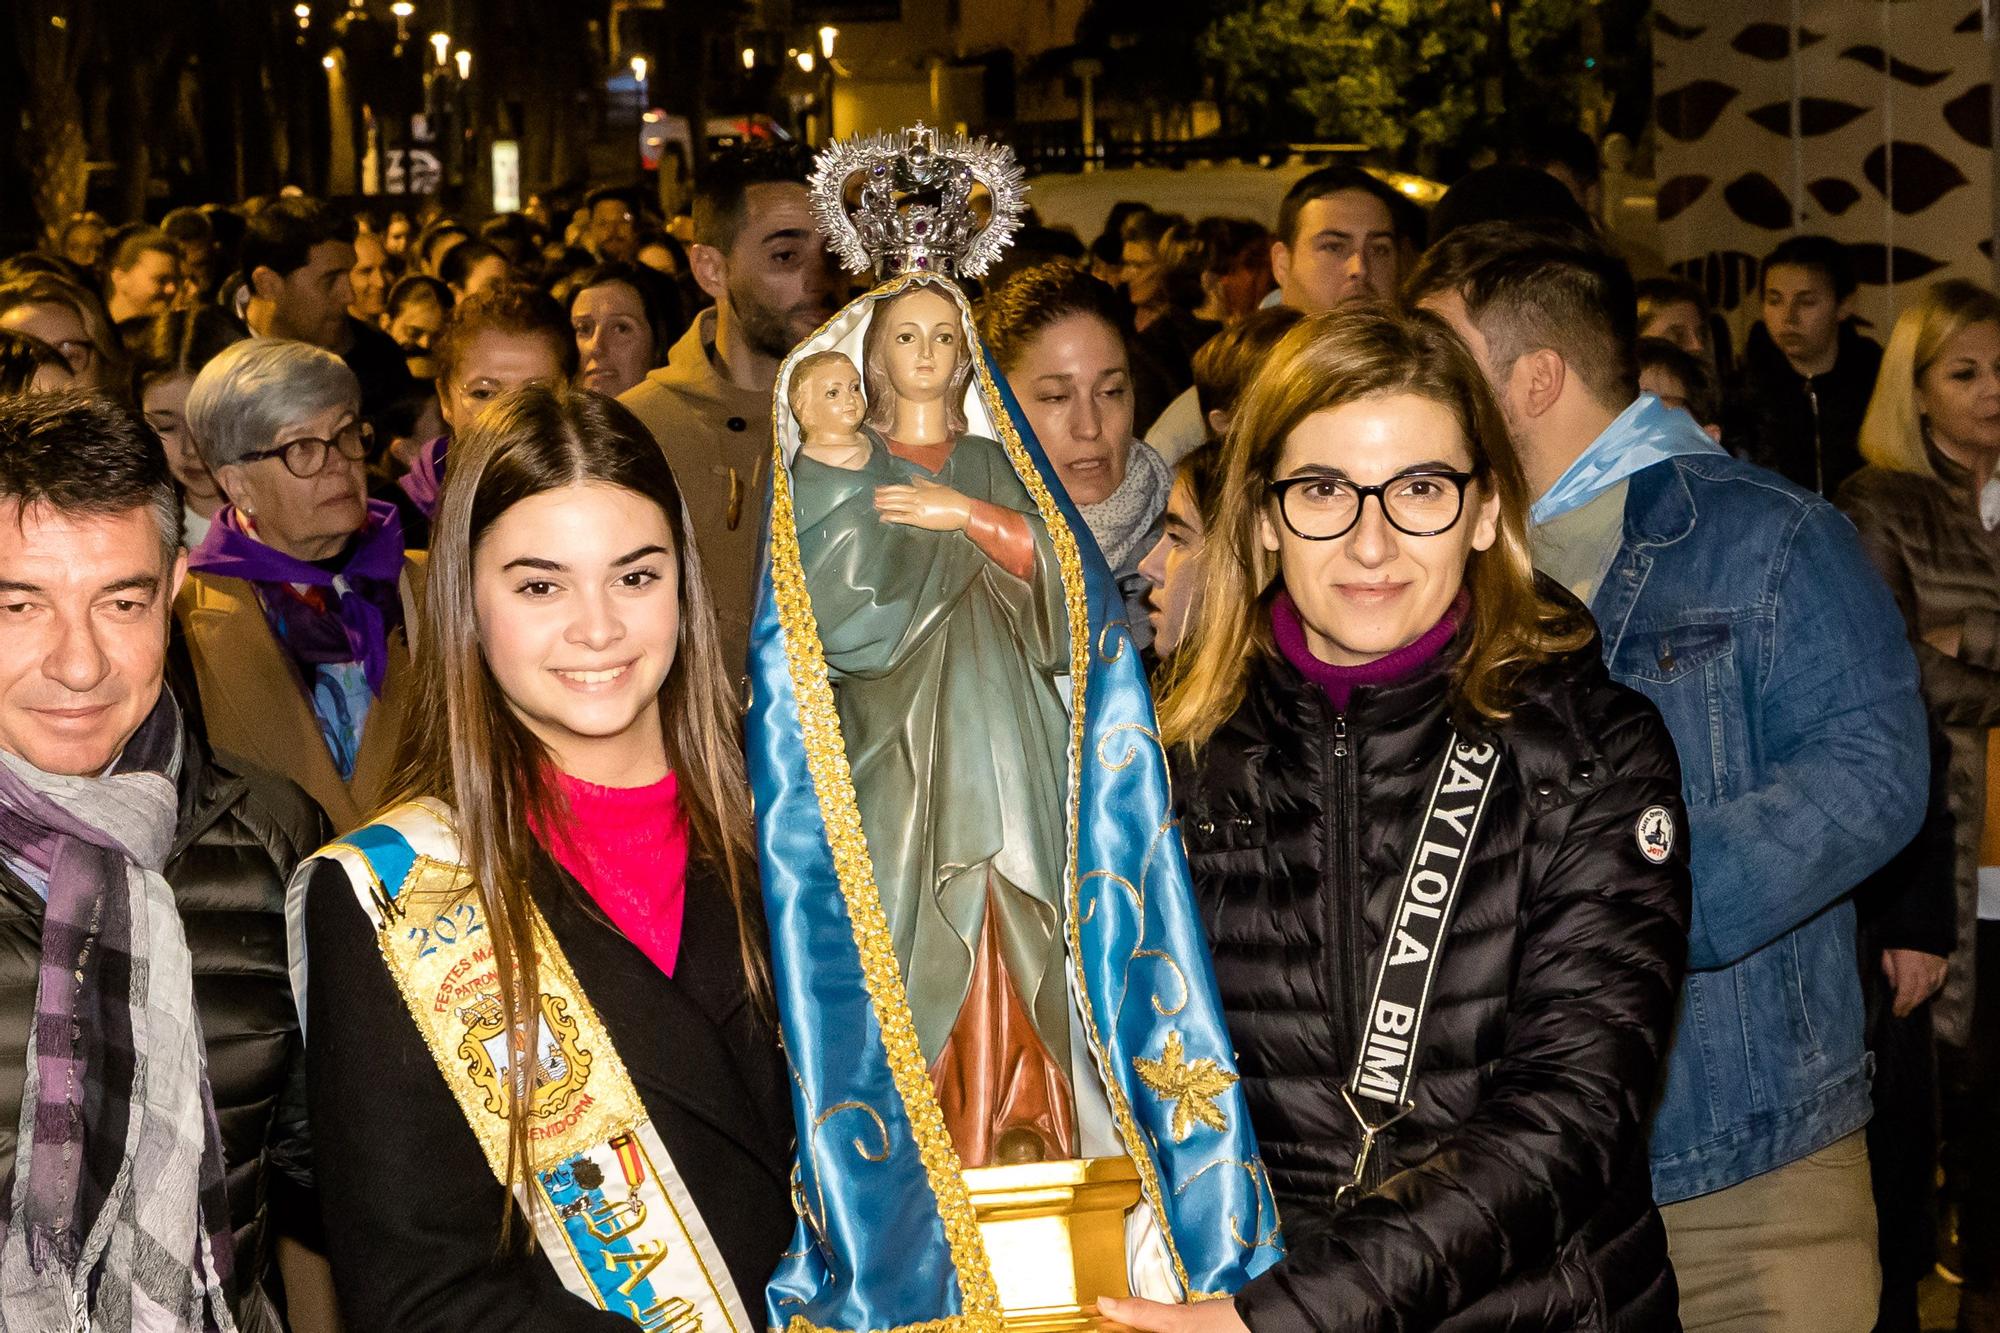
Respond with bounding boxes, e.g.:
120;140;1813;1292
630;54;648;83
389;1;412;13
322;53;337;70
810;27;840;146
454;48;471;80
1072;57;1104;172
429;31;450;64
741;45;756;70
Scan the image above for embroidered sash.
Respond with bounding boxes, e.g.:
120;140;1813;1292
310;798;753;1332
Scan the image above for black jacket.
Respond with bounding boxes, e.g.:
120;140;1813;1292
341;314;419;430
304;847;794;1331
1856;716;1955;1294
1173;625;1691;1332
0;714;324;1312
1730;321;1883;496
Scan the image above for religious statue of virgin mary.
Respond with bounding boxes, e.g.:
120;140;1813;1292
747;126;1279;1333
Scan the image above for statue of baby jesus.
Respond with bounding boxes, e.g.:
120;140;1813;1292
789;351;873;471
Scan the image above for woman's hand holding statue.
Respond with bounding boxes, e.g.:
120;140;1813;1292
1095;1295;1253;1333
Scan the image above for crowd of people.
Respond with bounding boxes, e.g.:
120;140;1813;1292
0;133;1991;1333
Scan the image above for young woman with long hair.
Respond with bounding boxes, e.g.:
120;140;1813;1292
1134;441;1223;661
295;385;789;1329
1104;307;1692;1332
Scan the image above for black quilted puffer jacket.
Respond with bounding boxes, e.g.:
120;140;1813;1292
0;708;325;1318
1173;622;1691;1333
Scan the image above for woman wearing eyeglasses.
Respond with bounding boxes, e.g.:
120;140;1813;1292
177;337;422;831
1106;308;1691;1333
0;272;126;395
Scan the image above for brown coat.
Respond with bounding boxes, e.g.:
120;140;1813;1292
619;308;774;680
1838;463;2000;1043
174;554;426;834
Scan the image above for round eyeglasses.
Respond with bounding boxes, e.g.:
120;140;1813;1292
1268;468;1483;541
239;420;373;479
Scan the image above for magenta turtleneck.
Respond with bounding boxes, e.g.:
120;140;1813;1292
1270;587;1469;712
533;769;690;977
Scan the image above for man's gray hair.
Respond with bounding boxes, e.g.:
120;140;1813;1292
184;336;360;472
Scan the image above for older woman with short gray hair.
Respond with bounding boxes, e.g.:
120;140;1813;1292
176;336;421;830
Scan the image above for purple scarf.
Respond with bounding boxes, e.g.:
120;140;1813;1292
189;499;408;696
1271;587;1468;712
397;434;447;520
0;694;236;1325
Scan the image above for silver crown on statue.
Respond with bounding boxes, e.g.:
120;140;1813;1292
809;123;1027;281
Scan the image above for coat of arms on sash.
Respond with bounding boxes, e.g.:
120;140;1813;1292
457;990;592;1121
746;126;1283;1333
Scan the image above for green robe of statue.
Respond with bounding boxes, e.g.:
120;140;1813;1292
791;428;1074;1086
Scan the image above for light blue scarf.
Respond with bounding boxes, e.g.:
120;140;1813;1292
1530;394;1724;524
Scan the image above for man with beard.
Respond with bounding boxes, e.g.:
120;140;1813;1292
241;196;415;434
621;143;840;677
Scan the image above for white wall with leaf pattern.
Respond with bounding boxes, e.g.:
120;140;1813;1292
1653;1;1998;339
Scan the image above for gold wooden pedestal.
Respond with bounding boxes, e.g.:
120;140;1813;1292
962;1155;1142;1331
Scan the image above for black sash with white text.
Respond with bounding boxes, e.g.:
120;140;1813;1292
1349;733;1502;1112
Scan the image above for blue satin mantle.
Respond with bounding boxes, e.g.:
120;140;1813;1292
747;290;1281;1333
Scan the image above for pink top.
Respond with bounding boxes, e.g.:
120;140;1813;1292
536;769;690;977
1270;587;1469;712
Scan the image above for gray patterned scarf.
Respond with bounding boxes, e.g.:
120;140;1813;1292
0;695;237;1332
1078;438;1174;572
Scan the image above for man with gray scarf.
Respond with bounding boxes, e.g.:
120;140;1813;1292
0;392;328;1330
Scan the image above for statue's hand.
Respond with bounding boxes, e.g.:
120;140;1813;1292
874;479;973;532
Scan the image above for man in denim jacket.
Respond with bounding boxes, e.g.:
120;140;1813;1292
1414;222;1929;1331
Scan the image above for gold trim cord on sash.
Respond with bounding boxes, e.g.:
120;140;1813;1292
315;802;754;1332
